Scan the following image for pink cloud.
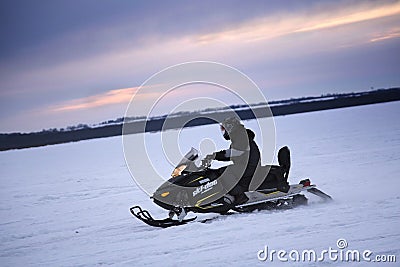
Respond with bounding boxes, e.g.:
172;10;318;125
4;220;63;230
50;85;163;112
51;87;137;112
194;1;400;44
369;29;400;42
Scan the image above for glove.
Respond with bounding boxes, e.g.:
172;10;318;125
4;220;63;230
201;158;212;168
201;153;215;168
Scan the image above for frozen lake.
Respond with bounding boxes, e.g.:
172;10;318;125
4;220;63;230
1;101;399;266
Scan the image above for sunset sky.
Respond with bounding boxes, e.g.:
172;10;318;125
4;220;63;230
1;0;399;133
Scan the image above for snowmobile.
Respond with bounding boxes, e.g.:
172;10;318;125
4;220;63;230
130;147;332;228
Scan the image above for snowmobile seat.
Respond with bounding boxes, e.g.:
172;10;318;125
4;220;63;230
251;147;291;192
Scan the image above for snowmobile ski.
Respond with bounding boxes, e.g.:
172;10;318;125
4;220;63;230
307;187;333;200
130;206;196;228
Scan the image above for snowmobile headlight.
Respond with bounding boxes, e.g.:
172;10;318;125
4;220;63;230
171;164;187;177
161;192;170;197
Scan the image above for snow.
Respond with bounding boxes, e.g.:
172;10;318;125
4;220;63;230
1;102;399;266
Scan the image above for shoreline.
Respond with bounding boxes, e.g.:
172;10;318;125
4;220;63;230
1;88;399;151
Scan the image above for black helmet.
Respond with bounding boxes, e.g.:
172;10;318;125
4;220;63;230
221;117;242;133
220;117;242;140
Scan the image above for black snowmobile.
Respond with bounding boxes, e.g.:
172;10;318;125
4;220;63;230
130;147;332;228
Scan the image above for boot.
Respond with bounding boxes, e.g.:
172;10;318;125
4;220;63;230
234;193;249;205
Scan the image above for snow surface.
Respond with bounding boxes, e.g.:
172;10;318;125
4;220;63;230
1;102;399;266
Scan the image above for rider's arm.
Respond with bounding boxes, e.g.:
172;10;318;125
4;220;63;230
215;150;229;161
215;148;245;161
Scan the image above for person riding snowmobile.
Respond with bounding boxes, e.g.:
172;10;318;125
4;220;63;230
203;117;261;205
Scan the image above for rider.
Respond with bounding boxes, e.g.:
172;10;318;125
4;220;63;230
203;117;261;205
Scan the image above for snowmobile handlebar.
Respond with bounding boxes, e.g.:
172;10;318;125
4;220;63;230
200;158;212;168
200;153;215;168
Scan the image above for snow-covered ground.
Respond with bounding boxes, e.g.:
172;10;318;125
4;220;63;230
1;102;399;266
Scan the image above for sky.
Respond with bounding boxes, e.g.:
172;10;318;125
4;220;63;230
0;0;399;133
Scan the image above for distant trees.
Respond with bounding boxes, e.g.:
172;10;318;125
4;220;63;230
2;87;397;139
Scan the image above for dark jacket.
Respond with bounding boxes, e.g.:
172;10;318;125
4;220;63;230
215;128;261;189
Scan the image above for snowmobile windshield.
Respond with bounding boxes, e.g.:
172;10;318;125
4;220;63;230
171;164;187;177
171;147;199;177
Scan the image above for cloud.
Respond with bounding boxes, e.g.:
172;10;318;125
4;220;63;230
50;87;144;112
32;1;400;115
4;1;399;100
369;28;400;42
293;1;400;33
193;1;400;44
